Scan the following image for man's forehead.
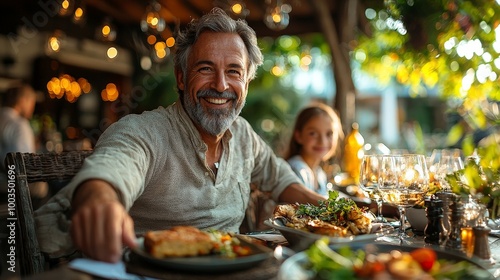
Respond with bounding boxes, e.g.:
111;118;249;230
189;32;249;66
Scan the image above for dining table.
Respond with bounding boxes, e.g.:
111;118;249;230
18;227;500;280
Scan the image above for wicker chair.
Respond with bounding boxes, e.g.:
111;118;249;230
4;150;92;276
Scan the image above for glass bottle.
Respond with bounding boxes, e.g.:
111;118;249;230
343;122;364;184
461;195;481;257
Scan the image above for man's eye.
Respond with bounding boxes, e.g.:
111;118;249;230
199;67;212;72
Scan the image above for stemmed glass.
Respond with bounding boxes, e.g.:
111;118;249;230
378;154;429;243
359;155;395;234
359;156;385;220
427;149;464;191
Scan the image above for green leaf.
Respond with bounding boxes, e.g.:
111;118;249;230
446;124;464;146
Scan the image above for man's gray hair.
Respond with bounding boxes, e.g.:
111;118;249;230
174;8;263;84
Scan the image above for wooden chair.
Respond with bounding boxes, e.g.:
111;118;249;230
4;150;92;277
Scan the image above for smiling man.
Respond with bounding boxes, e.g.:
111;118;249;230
50;8;327;263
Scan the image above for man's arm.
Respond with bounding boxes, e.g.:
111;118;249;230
71;179;136;262
278;183;378;211
277;183;325;206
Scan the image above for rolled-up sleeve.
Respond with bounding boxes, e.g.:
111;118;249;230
242;122;301;201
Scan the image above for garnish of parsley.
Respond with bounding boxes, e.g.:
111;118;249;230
295;191;363;224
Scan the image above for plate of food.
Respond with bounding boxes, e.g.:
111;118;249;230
265;191;386;251
278;240;494;280
128;226;273;273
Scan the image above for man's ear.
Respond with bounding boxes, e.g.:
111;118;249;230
175;67;185;91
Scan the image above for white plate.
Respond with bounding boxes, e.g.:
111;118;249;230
264;218;383;251
129;236;272;273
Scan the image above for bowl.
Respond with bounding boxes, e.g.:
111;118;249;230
406;207;427;234
263;218;381;252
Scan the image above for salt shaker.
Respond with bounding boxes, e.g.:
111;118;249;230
472;226;491;260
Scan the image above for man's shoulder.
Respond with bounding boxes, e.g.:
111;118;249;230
232;116;252;130
119;106;169;124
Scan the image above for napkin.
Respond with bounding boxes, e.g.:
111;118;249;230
69;258;158;280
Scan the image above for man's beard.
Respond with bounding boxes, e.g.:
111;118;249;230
182;89;244;136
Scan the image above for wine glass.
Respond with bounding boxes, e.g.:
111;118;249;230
359;155;395;234
359;156;384;221
428;149;463;191
378;154;429;243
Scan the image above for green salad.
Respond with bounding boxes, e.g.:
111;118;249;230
304;238;492;280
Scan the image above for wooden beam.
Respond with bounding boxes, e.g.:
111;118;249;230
309;0;357;134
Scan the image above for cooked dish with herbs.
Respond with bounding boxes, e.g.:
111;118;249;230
273;191;373;237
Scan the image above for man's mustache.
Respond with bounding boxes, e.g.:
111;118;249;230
197;89;237;100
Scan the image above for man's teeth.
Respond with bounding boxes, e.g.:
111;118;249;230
206;98;227;104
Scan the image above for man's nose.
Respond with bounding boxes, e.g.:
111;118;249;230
211;71;229;93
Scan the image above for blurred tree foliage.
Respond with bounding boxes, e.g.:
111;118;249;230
356;0;500;129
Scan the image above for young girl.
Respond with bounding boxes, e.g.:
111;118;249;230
284;103;343;196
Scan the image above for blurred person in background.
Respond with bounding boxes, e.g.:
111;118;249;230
0;84;48;202
284;103;344;196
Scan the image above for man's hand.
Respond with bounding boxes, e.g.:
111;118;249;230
70;180;137;262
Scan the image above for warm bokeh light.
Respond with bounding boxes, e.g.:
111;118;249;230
165;37;175;47
101;25;111;36
272;13;282;23
58;0;73;16
271;65;284;76
231;4;242;14
147;35;157;45
48;37;61;52
46;74;91;102
74;7;83;18
154;41;166;51
97;18;116;42
107;47;118;59
101;83;119;102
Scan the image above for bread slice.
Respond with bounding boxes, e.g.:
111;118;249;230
144;226;214;258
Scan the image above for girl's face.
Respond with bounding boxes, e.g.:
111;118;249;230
294;114;335;162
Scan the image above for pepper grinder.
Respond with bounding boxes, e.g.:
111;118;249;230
436;191;454;234
472;226;491;260
445;198;463;250
424;197;447;245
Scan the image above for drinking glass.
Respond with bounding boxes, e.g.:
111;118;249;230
359;155;386;223
378;154;429;243
428;149;464;191
359;155;395;234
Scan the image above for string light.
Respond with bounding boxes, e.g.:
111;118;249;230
46;75;91;103
264;0;292;31
141;0;166;33
96;17;117;42
107;46;118;59
72;4;86;24
228;0;249;18
58;0;75;16
46;30;65;54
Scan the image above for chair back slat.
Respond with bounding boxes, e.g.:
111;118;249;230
4;150;92;276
